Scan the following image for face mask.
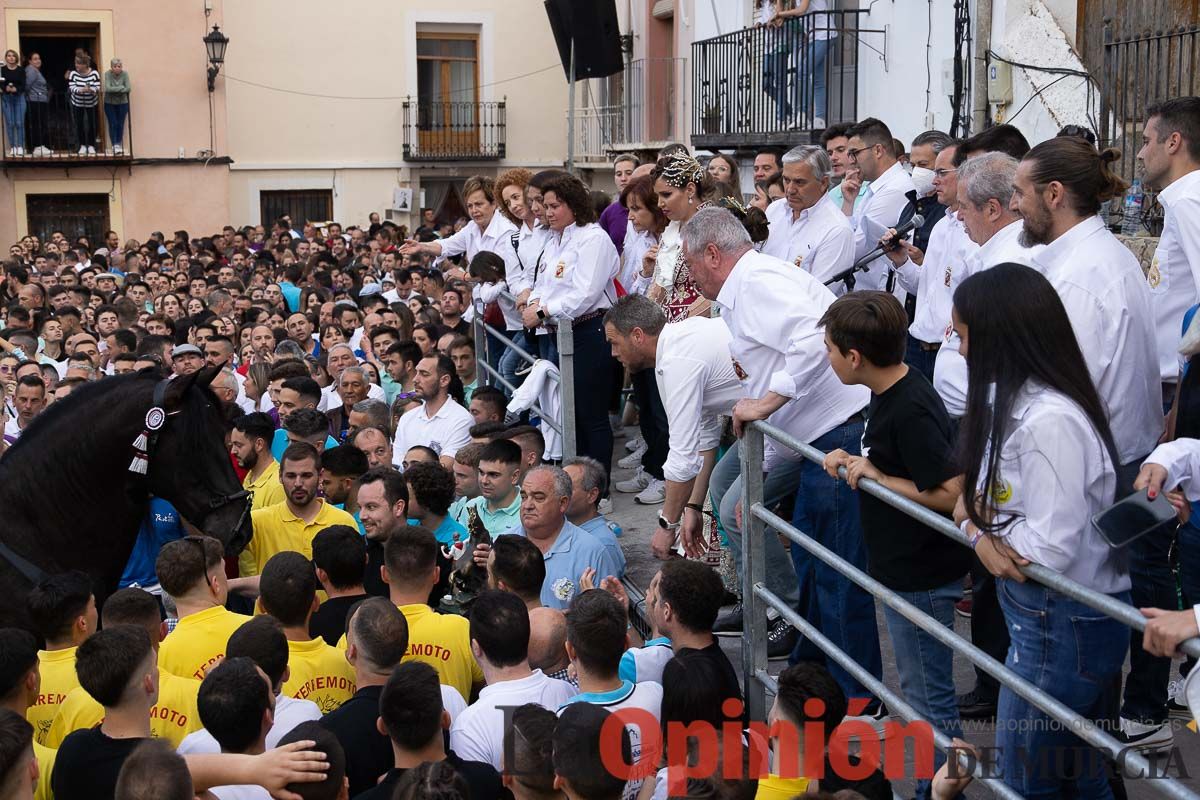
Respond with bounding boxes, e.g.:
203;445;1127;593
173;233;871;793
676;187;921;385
910;166;936;197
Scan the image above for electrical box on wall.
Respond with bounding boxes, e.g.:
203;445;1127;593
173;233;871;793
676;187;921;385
988;59;1013;104
941;59;957;97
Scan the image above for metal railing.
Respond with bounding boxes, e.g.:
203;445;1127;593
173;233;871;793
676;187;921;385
740;419;1200;800
572;57;685;162
1102;22;1200;186
1;93;133;162
471;290;576;460
402;98;506;161
691;10;876;151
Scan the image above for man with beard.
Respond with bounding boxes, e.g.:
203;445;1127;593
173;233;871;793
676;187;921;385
391;354;472;471
231;413;286;511
355;466;410;598
236;442;357;589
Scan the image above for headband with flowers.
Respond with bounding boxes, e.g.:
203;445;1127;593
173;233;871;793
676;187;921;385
659;152;705;189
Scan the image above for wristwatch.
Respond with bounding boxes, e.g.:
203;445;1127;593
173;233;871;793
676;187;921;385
536;308;548;321
658;513;681;531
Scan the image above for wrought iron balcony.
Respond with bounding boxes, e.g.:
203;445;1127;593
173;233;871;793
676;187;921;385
572;57;685;162
402;98;506;161
1;94;133;164
691;10;871;150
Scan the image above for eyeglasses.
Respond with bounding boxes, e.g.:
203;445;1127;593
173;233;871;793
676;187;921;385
934;168;958;179
846;146;872;161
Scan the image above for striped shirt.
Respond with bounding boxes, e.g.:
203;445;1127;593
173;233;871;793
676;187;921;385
68;70;100;107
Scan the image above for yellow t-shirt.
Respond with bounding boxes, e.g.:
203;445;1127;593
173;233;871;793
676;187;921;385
240;500;358;577
27;648;79;745
754;773;811;799
45;671;202;748
158;605;252;680
282;638;356;715
245;460;286;512
33;741;55;800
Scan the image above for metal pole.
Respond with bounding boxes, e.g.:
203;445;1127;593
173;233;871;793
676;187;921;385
472;300;487;389
740;426;768;722
972;0;991;133
567;38;577;173
557;318;577;460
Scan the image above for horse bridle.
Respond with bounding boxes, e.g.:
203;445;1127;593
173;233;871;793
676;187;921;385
139;377;254;537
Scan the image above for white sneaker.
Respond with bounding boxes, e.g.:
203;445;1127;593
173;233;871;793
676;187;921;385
113;144;122;155
844;703;890;737
624;435;645;453
7;148;14;157
14;146;23;156
78;146;88;155
597;497;614;516
617;443;647;470
87;146;96;155
614;468;651;494
634;477;665;505
1116;717;1175;753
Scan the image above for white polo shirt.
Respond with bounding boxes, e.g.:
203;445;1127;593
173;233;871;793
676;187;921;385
177;694;321;754
762;195;856;285
392;397;474;465
449;669;578;770
654;317;743;483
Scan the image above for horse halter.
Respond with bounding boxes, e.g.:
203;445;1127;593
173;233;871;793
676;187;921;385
127;377;253;535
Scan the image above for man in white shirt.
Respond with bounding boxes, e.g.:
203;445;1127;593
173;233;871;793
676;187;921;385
392;354;473;471
885;142;978;383
681;207;883;707
936;152;1040;419
845;117;917;293
1137;98;1200;409
449;589;576;770
1013;137;1168;750
762;145;855;286
318;344;385;411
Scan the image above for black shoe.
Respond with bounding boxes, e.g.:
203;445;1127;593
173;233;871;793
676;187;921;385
767;617;798;659
713;602;743;636
957;687;997;719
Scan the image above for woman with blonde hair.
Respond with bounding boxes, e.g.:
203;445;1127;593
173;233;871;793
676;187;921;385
1;49;26;156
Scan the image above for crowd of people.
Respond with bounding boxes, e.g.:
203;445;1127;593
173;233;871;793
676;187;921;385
4;92;1200;800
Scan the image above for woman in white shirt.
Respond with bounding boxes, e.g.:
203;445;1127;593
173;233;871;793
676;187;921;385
522;173;620;476
953;262;1129;799
622;175;668;296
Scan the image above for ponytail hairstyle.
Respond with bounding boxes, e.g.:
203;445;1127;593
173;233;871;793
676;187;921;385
1022;137;1129;217
714;195;769;243
954;263;1119;534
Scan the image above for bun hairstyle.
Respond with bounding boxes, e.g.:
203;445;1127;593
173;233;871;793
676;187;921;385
714;196;770;244
1022;137;1129;215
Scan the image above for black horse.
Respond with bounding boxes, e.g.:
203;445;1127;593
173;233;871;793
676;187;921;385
0;366;253;630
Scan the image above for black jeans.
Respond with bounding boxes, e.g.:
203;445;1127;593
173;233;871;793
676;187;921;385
26;101;48;149
570;317;615;477
71;104;96;149
630;368;668;481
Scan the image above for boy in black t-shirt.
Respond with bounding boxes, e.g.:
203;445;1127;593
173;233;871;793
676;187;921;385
819;291;969;800
52;625;158;800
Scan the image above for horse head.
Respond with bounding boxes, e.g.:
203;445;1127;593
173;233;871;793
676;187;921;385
145;365;253;557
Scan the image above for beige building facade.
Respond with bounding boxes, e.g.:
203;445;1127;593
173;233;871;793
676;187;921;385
0;0;572;244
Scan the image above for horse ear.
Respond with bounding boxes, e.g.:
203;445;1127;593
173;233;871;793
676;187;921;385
160;367;207;407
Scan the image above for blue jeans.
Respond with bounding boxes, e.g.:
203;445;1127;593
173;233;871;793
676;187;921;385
883;581;964;800
797;38;830;123
788;416;884;704
1179;520;1200;679
497;329;529;397
2;93;26;149
997;579;1130;799
904;334;940;385
710;440;803;612
105;102;129;148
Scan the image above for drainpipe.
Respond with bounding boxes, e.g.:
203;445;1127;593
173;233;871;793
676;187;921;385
972;0;992;132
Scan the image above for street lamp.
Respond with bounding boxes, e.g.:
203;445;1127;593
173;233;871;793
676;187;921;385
204;24;229;92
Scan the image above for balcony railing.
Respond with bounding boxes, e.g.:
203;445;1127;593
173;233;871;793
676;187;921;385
572;57;685;162
691;9;870;150
402;98;506;161
1;93;133;164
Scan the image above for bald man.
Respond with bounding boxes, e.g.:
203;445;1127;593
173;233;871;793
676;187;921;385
528;606;571;684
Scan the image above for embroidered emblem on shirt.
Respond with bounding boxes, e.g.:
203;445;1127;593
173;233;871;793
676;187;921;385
944;263;954;287
1148;257;1162;289
552;577;575;602
990;479;1013;505
731;359;749;381
555;261;567;279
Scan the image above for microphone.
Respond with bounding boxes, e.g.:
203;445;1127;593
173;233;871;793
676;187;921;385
824;213;925;288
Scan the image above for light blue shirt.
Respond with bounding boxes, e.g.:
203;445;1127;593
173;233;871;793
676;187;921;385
500;519;624;609
828;179;870;215
576;515;626;576
560;680;638;709
466;491;523;536
271;428;338;461
279;280;302;314
406;515;469;546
